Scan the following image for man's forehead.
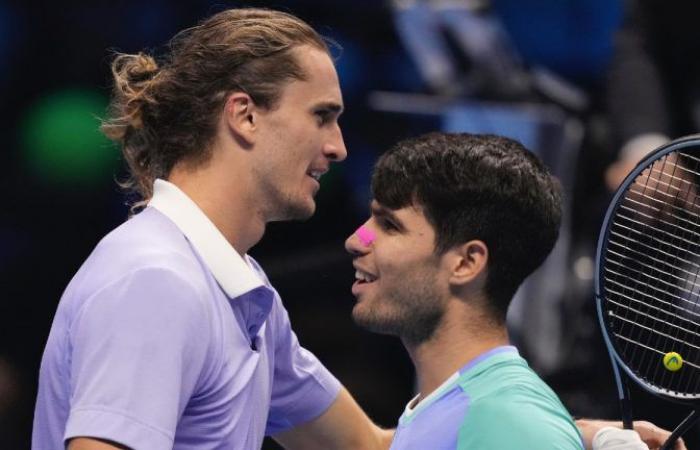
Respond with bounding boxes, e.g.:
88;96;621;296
370;200;437;242
282;50;343;106
370;200;424;217
294;46;339;80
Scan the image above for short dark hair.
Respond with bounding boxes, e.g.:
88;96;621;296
101;8;330;207
371;132;562;321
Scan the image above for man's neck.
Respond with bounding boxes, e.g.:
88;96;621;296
168;157;266;256
405;307;509;404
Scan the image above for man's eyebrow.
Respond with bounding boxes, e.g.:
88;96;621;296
370;202;404;227
313;102;344;114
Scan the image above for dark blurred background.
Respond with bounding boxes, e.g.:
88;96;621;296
3;0;700;448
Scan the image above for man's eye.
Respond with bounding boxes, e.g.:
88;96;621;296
315;111;332;125
379;218;398;231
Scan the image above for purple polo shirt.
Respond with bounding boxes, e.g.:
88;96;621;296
32;179;341;450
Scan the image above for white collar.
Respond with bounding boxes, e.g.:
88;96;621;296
403;371;460;419
148;178;264;298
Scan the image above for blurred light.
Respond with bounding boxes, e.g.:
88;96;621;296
20;89;118;186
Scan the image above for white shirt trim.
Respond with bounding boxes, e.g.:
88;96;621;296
148;178;264;298
403;371;460;420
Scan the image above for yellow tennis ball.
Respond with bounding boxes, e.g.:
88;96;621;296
663;352;683;371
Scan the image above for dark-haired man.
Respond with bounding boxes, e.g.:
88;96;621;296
346;132;682;450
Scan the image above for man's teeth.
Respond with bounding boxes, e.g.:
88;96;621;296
355;270;377;282
309;171;322;181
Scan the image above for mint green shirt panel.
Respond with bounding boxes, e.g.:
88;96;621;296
456;353;583;450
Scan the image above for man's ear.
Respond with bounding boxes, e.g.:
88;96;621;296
222;92;257;145
448;240;488;287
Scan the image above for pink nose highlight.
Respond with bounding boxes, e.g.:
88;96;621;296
356;225;376;247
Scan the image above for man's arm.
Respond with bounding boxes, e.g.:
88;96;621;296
272;387;394;450
67;437;130;449
62;268;209;449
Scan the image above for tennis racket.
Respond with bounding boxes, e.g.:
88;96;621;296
596;134;700;450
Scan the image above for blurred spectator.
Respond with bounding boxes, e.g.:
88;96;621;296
390;0;590;110
390;0;529;99
606;0;700;190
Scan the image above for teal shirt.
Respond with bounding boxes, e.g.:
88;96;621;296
390;346;583;450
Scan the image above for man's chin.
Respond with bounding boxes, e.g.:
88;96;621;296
352;305;442;346
351;307;398;337
276;199;316;222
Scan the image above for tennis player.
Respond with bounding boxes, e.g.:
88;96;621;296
32;8;391;450
346;132;685;450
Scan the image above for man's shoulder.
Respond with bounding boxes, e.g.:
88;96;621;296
455;362;583;449
64;208;210;306
457;353;544;395
96;207;200;271
101;206;186;248
456;392;582;449
458;355;566;417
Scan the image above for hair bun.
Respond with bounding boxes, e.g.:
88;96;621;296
106;52;161;131
116;53;159;83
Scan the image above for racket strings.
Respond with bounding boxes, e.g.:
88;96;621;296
613;334;700;370
627;185;700;223
605;278;700;325
607;256;700;305
620;154;682;379
612;320;700;367
648;154;700;393
665;154;700;394
643;156;695;392
617;204;700;250
608;235;700;295
604;151;700;396
610;225;700;280
608;299;700;348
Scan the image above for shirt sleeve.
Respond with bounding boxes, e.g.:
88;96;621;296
264;295;342;435
457;393;584;450
64;267;211;450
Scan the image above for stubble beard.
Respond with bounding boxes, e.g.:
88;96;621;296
277;194;315;221
264;181;316;222
253;163;316;222
352;271;446;347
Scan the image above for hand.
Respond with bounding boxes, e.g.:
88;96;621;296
575;419;686;450
632;421;686;450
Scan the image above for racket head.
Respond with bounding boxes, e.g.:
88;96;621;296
596;134;700;402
